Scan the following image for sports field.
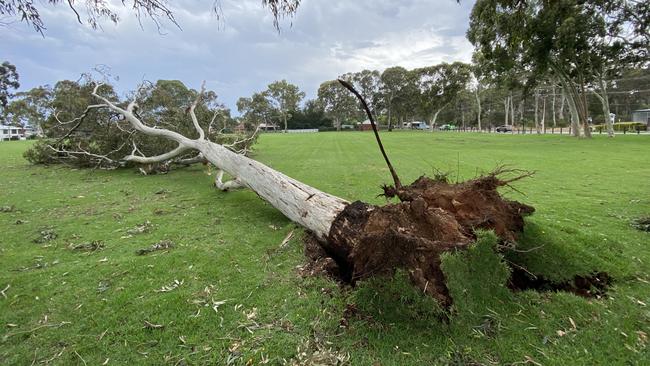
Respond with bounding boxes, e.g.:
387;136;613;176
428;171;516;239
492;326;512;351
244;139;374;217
0;133;648;365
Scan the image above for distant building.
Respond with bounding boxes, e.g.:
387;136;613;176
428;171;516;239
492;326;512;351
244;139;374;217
359;120;373;131
234;123;247;134
0;125;24;141
631;109;650;130
259;123;279;132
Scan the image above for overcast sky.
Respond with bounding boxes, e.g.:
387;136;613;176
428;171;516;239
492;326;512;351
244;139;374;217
3;0;475;113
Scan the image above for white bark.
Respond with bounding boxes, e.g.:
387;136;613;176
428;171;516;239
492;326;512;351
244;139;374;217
91;84;348;240
534;90;540;134
430;108;444;131
510;93;515;126
593;73;614;138
541;95;546;133
504;97;510;126
566;92;582;137
475;86;482;130
552;85;556;127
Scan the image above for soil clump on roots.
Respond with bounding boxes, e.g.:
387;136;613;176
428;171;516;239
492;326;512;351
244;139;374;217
305;171;535;308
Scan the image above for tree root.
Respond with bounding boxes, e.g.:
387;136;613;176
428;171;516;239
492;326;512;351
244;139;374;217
310;170;536;308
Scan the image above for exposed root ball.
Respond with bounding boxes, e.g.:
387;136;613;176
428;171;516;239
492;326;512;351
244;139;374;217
322;173;535;308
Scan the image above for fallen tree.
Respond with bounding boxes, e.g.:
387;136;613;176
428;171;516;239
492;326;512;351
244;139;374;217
79;81;534;308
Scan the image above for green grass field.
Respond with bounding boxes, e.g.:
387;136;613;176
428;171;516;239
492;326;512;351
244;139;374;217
0;133;648;365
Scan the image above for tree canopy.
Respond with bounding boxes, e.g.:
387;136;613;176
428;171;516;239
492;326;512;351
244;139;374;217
0;61;19;111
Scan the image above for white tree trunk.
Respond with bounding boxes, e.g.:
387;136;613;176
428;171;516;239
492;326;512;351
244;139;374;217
593;74;614;138
552;85;557;127
534;90;540;134
504;97;510;126
475;87;482;131
541;95;546;133
510;93;516;126
92;86;348;241
430;109;443;131
566;92;582;137
200;140;348;239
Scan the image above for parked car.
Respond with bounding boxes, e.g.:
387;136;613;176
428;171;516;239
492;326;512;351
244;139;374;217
495;125;513;133
410;121;430;130
439;124;457;131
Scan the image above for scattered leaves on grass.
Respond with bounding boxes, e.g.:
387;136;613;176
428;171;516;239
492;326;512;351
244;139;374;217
0;205;15;212
155;188;170;195
33;228;57;243
153;208;168;215
155;279;184;293
0;284;10;299
189;285;228;315
97;281;110;293
136;239;175;256
126;221;154;236
287;337;351;366
632;217;650;232
143;320;164;330
280;230;294;249
69;240;105;252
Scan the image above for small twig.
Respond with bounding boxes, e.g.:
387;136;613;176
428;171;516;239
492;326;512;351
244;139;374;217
338;79;402;190
504;259;538;280
2;321;71;340
0;284;9;298
74;351;87;366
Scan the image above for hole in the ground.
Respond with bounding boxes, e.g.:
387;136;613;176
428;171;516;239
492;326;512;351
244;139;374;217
632;216;650;232
507;267;612;298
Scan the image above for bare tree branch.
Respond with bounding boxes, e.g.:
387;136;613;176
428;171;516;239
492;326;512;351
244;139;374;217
189;81;206;140
124;144;189;163
53;104;107;143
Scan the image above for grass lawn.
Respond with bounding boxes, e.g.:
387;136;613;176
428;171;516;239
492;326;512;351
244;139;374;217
0;132;648;365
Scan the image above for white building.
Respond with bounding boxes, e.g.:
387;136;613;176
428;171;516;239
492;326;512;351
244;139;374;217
631;109;650;131
0;125;24;141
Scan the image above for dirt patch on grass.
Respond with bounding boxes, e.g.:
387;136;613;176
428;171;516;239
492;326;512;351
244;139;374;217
508;268;612;298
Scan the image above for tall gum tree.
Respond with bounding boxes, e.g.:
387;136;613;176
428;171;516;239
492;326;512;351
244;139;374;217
467;0;649;138
411;62;471;129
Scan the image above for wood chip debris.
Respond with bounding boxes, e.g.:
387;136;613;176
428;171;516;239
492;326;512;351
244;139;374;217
126;221;154;236
136;239;175;256
143;320;164;329
69;240;105;252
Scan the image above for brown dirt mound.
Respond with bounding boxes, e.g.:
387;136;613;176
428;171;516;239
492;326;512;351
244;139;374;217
315;172;535;308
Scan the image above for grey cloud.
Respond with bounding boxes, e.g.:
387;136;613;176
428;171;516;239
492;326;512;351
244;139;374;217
3;0;476;112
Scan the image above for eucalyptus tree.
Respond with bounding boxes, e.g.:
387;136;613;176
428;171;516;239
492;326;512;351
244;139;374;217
5;86;52;131
380;66;411;130
411;62;472;129
264;80;305;133
237;93;274;128
468;0;649;138
317;80;358;130
340;70;383;114
0;61;19;116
